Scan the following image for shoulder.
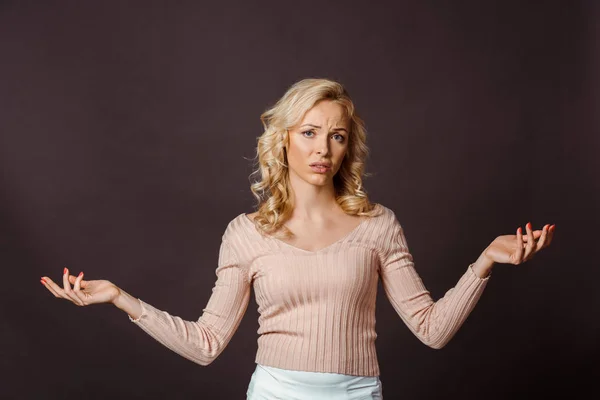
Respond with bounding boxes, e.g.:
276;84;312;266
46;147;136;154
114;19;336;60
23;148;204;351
221;211;254;241
369;204;412;261
370;203;399;222
367;203;403;235
371;202;393;216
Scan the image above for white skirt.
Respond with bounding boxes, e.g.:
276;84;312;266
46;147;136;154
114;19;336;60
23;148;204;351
246;364;383;400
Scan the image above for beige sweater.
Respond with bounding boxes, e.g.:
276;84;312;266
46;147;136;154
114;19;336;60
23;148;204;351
130;203;490;376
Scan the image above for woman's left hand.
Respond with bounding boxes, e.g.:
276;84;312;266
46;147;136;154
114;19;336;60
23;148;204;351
484;222;555;265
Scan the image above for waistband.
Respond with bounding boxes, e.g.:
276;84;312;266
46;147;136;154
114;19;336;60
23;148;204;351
247;364;383;399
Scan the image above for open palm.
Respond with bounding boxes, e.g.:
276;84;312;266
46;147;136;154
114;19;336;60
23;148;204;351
41;269;120;306
485;223;555;265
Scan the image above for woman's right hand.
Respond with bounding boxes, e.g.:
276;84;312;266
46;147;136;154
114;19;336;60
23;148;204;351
41;268;120;306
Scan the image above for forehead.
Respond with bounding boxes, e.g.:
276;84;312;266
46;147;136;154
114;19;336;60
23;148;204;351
300;100;348;127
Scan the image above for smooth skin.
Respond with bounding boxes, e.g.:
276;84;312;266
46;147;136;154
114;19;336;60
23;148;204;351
41;99;556;318
271;99;368;252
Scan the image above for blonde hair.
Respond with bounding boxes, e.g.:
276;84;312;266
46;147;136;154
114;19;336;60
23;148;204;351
249;78;380;238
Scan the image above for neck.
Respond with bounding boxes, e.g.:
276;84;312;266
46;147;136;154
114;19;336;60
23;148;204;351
288;172;339;220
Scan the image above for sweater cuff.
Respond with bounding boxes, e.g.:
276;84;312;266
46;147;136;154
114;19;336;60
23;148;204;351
128;299;147;323
467;263;492;281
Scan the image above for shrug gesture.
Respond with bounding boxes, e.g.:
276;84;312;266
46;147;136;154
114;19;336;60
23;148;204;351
41;223;555;305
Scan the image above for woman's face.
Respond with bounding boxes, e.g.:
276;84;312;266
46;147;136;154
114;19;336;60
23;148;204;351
286;100;349;188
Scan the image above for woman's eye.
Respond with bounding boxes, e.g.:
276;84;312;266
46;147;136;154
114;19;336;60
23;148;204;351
332;134;345;142
302;130;315;137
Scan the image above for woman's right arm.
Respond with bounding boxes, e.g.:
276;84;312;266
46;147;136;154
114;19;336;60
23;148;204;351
41;236;252;366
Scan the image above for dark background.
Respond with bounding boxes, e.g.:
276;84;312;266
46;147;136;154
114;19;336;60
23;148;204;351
1;1;598;399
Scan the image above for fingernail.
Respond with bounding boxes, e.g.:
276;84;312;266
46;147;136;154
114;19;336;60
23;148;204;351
40;279;45;285
527;222;531;230
78;272;83;277
518;227;522;234
64;267;68;275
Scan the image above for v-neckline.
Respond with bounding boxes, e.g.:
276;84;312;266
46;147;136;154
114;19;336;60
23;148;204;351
241;204;379;254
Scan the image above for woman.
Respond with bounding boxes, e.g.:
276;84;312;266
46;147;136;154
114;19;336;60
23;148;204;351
41;78;555;399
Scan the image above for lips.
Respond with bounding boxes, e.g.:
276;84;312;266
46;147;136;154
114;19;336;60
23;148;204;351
310;162;331;174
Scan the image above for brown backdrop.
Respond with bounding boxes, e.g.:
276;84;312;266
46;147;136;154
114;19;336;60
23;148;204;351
1;1;597;399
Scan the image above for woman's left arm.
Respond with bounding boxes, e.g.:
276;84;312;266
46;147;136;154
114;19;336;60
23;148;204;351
378;211;555;349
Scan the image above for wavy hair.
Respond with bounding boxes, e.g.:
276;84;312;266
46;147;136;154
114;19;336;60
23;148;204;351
249;78;380;238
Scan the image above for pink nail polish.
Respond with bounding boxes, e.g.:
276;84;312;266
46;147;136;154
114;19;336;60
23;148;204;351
78;272;83;277
63;267;67;275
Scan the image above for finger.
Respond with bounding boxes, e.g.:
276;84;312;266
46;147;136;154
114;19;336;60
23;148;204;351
72;272;83;291
68;274;89;289
62;268;84;306
521;230;543;241
514;227;524;264
541;224;554;248
547;224;556;245
41;277;69;300
72;272;87;304
536;224;549;250
523;222;535;260
41;277;62;298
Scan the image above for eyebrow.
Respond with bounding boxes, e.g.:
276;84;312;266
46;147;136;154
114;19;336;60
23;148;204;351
300;124;348;133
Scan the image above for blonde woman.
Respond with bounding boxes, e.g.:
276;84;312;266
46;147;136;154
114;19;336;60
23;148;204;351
41;78;555;399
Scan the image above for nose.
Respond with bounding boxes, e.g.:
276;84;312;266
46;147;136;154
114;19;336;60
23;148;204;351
316;135;330;155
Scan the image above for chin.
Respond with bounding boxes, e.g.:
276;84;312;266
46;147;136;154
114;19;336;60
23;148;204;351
307;174;334;186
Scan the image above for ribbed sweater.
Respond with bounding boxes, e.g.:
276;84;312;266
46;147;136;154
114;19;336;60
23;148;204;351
130;203;490;376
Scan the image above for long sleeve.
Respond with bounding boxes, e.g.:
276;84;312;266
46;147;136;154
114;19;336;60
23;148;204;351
378;212;490;349
129;236;251;366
